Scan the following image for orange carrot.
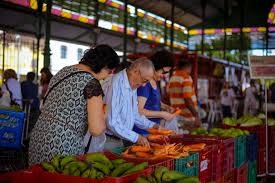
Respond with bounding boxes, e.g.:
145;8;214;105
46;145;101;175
135;152;152;158
130;145;151;153
172;108;182;115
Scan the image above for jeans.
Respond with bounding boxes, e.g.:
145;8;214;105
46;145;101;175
222;105;232;118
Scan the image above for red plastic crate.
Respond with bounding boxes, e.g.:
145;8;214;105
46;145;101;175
168;136;213;183
222;124;266;149
173;134;234;181
235;162;248;183
257;148;266;175
268;126;275;147
215;169;235;183
268;148;275;173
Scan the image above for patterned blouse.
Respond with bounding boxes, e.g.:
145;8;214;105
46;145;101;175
28;66;103;165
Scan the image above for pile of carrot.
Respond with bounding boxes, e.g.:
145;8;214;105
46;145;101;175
122;143;206;160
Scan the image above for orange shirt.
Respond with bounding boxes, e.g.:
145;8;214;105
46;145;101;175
169;70;198;120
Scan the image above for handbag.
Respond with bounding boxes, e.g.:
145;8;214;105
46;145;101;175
5;83;20;107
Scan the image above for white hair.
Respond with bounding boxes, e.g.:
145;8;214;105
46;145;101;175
128;57;155;75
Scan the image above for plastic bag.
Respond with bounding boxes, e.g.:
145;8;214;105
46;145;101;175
84;132;106;153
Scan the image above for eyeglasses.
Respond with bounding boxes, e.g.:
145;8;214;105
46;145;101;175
139;70;149;84
162;68;170;74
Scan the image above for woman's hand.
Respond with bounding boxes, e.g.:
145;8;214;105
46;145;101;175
161;111;176;121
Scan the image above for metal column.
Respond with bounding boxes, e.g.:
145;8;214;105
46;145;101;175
123;0;128;62
201;0;206;55
170;0;175;52
239;0;244;64
164;19;167;47
36;0;42;79
133;7;138;53
2;30;5;82
223;0;228;60
93;0;100;46
43;0;52;68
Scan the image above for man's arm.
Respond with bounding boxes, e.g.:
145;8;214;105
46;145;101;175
184;98;198;117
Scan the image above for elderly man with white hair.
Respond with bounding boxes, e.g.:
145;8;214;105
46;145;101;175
103;57;160;148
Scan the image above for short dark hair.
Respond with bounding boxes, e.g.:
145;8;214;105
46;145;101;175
40;67;53;85
177;59;192;69
27;72;35;81
79;45;120;73
150;50;174;71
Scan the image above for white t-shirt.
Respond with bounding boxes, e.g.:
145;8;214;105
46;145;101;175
2;78;22;106
220;88;235;106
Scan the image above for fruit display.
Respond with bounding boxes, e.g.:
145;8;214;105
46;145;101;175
134;166;199;183
122;143;205;159
40;153;148;179
147;128;175;136
268;118;275;126
223;115;263;127
191;128;249;138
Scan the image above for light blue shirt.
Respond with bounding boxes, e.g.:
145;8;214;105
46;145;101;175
103;69;155;143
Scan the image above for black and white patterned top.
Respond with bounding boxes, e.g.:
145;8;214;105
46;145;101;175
28;66;103;165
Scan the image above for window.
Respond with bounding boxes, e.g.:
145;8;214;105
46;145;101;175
60;45;67;59
77;48;83;60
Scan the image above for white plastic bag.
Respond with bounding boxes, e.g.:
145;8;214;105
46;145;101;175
84;132;106;153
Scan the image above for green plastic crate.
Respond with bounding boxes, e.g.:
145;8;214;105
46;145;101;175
234;135;247;168
174;152;199;176
247;161;257;183
111;147;126;155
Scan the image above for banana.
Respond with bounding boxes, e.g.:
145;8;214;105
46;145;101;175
147;175;157;183
123;162;148;175
162;171;186;182
76;161;88;172
60;156;76;169
86;153;113;169
72;169;81;176
69;164;79;175
96;171;104;179
41;162;56;172
81;169;90;178
51;155;64;171
62;168;70;175
175;176;200;183
111;162;134;177
93;162;110;175
111;159;126;167
64;161;79;170
134;176;151;183
154;166;169;183
89;168;97;178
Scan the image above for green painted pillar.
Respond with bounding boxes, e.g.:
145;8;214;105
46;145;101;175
43;0;52;68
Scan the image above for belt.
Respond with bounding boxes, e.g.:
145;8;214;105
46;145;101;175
106;133;121;141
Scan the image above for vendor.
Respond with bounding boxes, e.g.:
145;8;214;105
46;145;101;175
28;45;120;165
134;50;176;135
103;58;160;148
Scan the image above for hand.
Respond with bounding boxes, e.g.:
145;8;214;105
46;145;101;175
137;135;150;147
168;106;176;113
161;111;176;121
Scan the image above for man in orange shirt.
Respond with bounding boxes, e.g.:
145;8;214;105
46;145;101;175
169;60;201;128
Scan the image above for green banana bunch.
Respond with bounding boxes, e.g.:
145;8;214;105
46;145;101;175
41;162;56;172
123;162;148;175
81;169;91;178
96;171;105;179
162;171;186;182
89;168;97;178
76;161;88;172
72;169;81;176
93;162;110;175
111;162;134;177
146;175;157;183
154;166;169;183
111;159;126;167
85;153;113;169
60;156;76;169
175;176;200;183
51;155;64;172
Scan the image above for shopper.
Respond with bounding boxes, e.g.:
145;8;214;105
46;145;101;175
2;69;22;107
220;82;235;117
103;57;161;149
244;80;259;115
28;45;120;165
134;50;176;135
169;60;201;129
39;67;53;100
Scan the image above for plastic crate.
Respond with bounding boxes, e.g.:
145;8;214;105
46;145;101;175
234;135;246;168
111;147;174;171
0;109;25;149
174;152;199;176
247;161;257;183
268;126;275;147
168;136;213;183
268;148;275;173
180;134;234;179
0;167;40;183
234;162;248;183
257;148;266;175
246;134;258;161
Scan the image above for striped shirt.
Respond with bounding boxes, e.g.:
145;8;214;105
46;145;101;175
103;69;155;143
169;70;198;121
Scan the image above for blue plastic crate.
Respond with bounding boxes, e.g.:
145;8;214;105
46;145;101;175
0;109;25;149
246;133;258;161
